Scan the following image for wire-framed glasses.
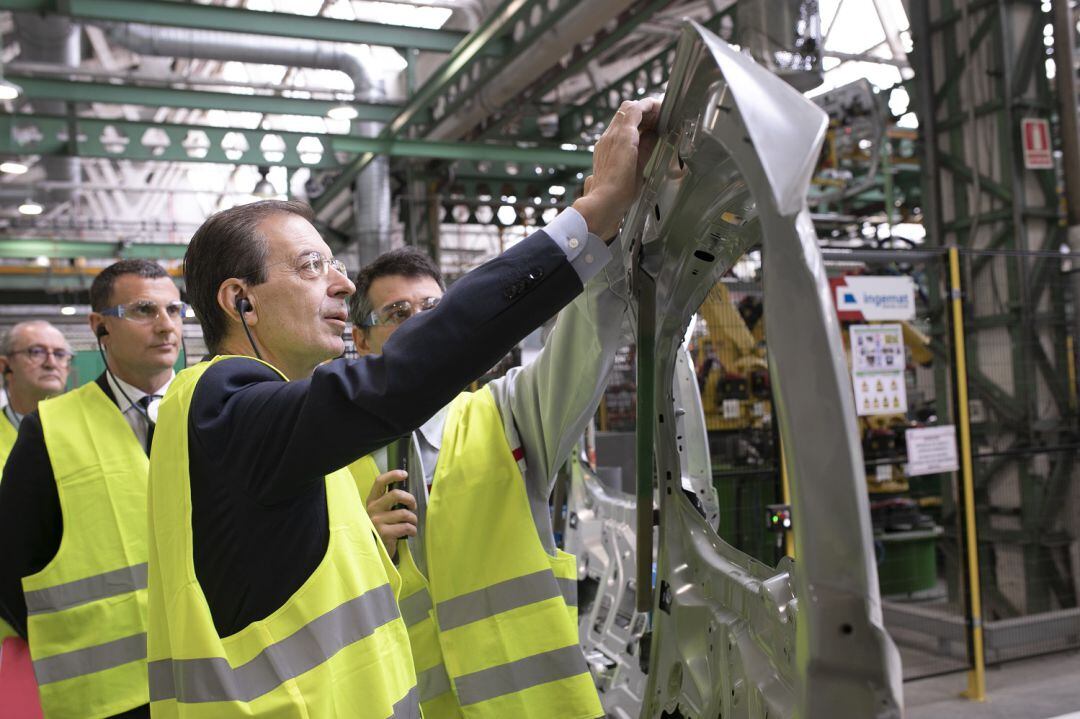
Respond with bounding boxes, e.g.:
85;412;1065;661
10;346;73;367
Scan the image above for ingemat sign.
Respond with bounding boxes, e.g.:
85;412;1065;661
832;275;916;322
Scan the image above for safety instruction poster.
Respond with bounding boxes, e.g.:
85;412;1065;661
850;324;907;416
905;425;959;476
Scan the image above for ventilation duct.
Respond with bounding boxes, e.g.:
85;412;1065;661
13;13;81;204
105;24;391;265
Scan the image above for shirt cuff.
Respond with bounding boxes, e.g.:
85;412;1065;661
542;207;612;285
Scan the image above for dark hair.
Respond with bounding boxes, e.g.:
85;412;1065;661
349;247;445;328
90;259;169;312
184;200;314;352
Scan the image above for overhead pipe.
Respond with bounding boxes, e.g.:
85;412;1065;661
105;22;392;265
12;13;81;204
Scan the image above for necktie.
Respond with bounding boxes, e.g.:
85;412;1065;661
137;395;158;453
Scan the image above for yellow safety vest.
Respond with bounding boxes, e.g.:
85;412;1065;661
147;356;419;718
24;382;150;718
352;388;601;719
0;414;18;640
0;411;17;468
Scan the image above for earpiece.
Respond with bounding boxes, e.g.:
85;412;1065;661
95;325;109;339
235;297;253;314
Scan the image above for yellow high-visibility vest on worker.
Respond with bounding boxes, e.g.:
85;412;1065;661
22;382;150;718
353;386;602;719
0;413;17;468
0;414;18;640
147;356;419;718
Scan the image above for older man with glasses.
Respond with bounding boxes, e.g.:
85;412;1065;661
0;259;184;719
0;321;72;464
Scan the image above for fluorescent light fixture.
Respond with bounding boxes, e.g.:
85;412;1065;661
59;306;76;316
327;103;359;121
0;161;28;174
18;199;43;215
0;78;22;101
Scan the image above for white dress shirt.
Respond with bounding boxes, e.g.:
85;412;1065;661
106;371;175;449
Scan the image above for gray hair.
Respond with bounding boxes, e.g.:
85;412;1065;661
0;320;70;356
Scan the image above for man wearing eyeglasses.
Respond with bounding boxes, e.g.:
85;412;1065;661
143;99;658;717
348;238;624;718
0;321;72;466
0;259;184;718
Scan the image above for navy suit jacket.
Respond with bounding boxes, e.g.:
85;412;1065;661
185;228;582;637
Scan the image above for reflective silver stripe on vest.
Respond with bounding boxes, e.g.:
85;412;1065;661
399;589;432;628
25;563;149;616
417;662;451;702
557;577;577;608
453;644;590;706
149;583;404;703
33;632;146;685
390;685;421;719
436;569;561;631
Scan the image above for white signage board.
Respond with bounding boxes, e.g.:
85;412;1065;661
850;324;907;416
905;425;959;476
835;276;916;321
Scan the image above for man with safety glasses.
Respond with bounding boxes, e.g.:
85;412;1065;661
0;259;184;718
349;238;625;718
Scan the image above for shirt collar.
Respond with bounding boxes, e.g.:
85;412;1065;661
3;403;21;430
416;403;449;450
106;371;175;414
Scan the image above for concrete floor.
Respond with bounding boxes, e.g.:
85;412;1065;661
905;650;1080;718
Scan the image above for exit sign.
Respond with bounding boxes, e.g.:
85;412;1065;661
1021;118;1054;170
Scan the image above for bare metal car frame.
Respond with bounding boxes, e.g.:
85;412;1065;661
565;21;903;719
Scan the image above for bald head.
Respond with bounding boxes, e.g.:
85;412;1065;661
1;320;71;414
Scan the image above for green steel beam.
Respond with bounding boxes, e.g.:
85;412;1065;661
476;0;674;141
0;238;187;260
0;0;494;55
11;75;400;121
312;0;568;218
0;114;594;168
557;10;732;142
419;0;577;137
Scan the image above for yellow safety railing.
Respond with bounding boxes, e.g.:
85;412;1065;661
948;246;986;702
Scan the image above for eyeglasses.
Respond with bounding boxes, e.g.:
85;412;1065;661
10;346;72;367
265;252;348;281
361;296;441;328
100;300;188;324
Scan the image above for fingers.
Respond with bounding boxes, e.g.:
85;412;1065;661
365;469;407;505
638;96;662;131
374;508;418;530
615;100;644;128
613;97;662;131
368;488;417;514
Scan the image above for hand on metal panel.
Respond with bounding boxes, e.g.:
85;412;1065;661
573;97;662;242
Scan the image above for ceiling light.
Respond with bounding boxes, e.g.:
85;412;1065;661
251;166;277;199
0;161;28;174
327;103;359;121
59;306;76;316
18;199;43;215
0;78;22;101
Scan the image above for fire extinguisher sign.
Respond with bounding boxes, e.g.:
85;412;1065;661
1021;118;1054;170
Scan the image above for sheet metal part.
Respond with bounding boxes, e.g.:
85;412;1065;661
569;21;903;718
